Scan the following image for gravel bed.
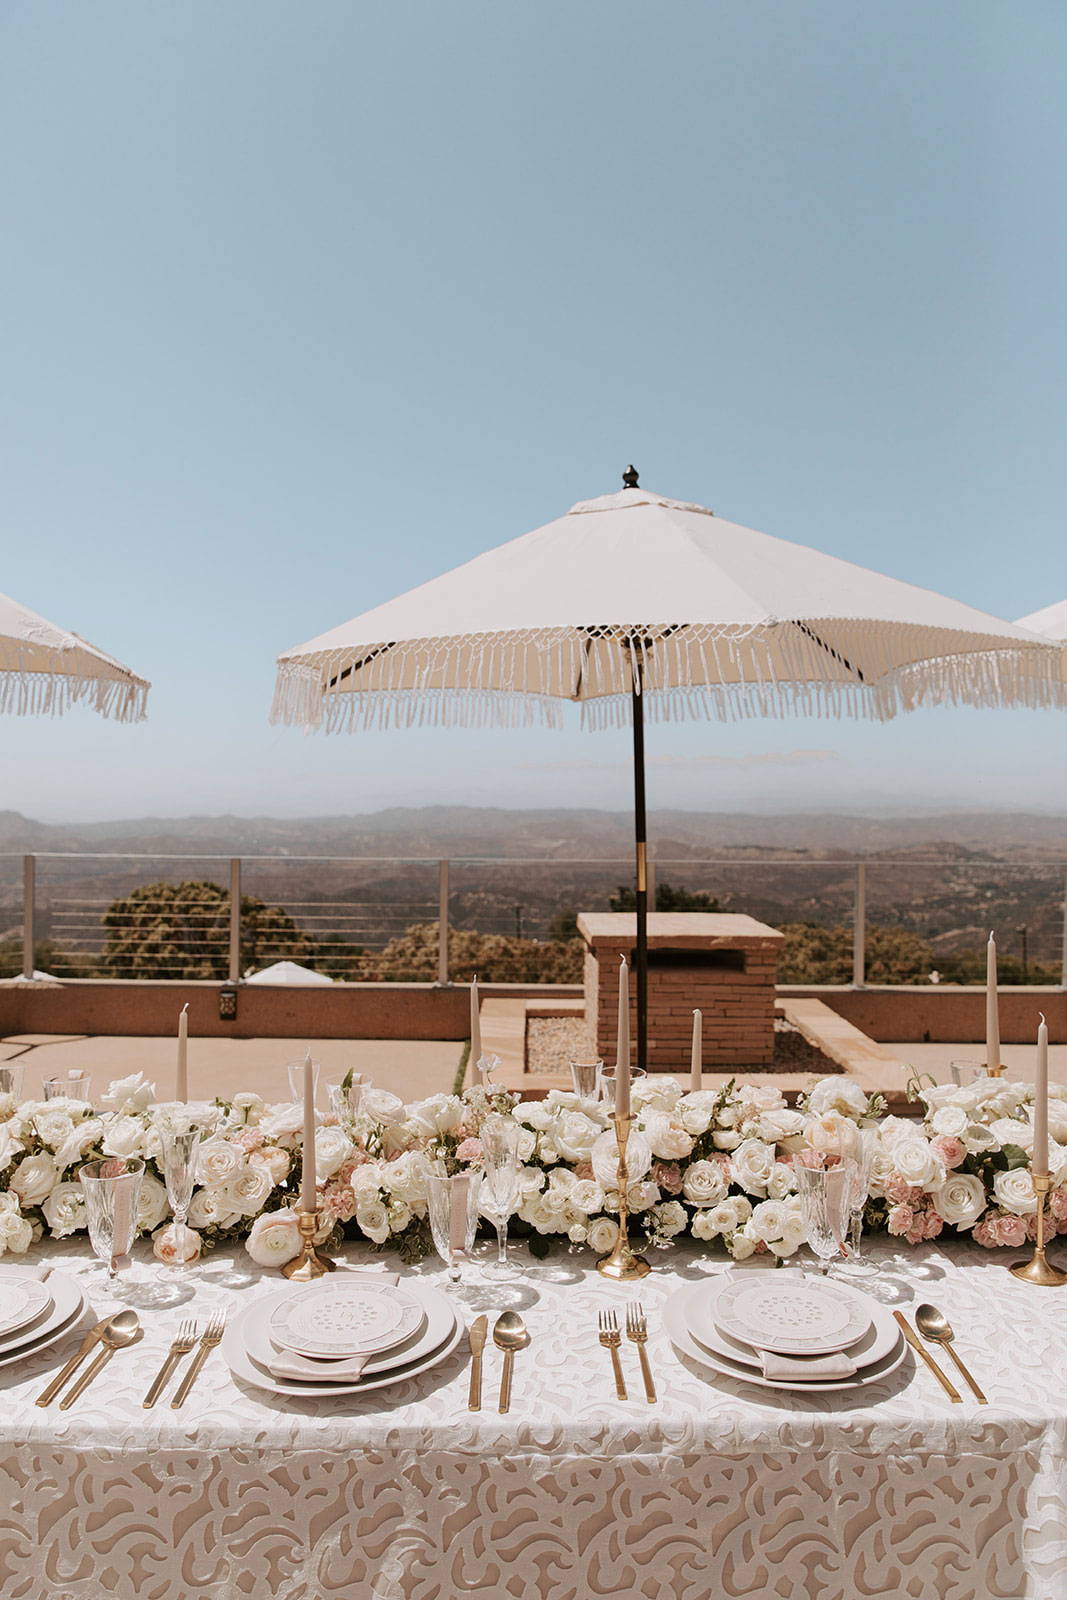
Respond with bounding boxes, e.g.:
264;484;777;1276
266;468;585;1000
525;1015;837;1078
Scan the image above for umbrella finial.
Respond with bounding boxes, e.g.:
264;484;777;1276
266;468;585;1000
622;464;639;490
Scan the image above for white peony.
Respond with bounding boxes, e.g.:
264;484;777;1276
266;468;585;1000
245;1208;302;1267
355;1199;391;1243
807;1078;868;1119
730;1138;777;1196
587;1216;619;1255
931;1173;987;1230
993;1167;1037;1216
10;1152;58;1208
196;1138;245;1187
42;1180;87;1237
100;1073;155;1114
681;1159;729;1208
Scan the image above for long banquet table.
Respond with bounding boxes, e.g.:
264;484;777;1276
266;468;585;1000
2;1235;1065;1600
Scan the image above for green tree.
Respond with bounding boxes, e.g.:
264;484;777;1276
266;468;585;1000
777;922;935;984
0;937;94;979
609;881;723;913
370;921;584;983
102;880;313;979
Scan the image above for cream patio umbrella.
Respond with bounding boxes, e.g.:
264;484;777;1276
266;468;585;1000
1017;599;1067;655
0;589;149;721
272;468;1058;1070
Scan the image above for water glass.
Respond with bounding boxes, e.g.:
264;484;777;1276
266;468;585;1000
0;1064;25;1101
569;1059;602;1100
79;1157;144;1290
950;1059;987;1087
43;1071;92;1103
838;1135;878;1278
479;1114;523;1278
288;1059;320;1102
599;1066;645;1113
796;1160;855;1276
158;1118;204;1269
328;1078;366;1138
427;1170;481;1287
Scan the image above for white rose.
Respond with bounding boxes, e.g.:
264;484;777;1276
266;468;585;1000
32;1111;75;1152
712;1130;741;1151
892;1137;945;1191
652;1200;688;1237
0;1123;21;1172
766;1162;797;1201
10;1152;59;1208
729;1233;757;1261
633;1076;681;1113
219;1163;274;1217
690;1208;719;1241
989;1118;1033;1152
405;1094;464;1138
993;1168;1037;1216
1046;1100;1067;1143
930;1105;970;1139
0;1205;32;1254
552;1110;601;1163
865;1142;897;1199
314;1126;353;1181
587;1216;619;1255
362;1088;405;1124
101;1116;145;1160
643;1113;695;1162
515;1103;553;1133
592;1128;651;1189
41;1180;87;1238
136;1174;170;1233
100;1073;155;1114
245;1208;302;1267
259;1103;306;1141
568;1222;588;1244
754;1108;806;1143
805;1112;863;1164
355;1199;391;1244
931;1173;987;1230
571;1179;606;1214
745;1198;790;1244
626;1180;659;1212
351;1165;383;1201
230;1091;264;1118
188;1187;242;1230
877;1115;922;1150
53;1116;104;1172
249;1146;291;1186
153;1222;202;1265
682;1159;729;1208
196;1138;245;1187
807;1078;868;1118
678;1090;720;1136
730;1138;777;1197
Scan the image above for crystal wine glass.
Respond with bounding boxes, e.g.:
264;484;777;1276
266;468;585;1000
599;1066;646;1113
795;1160;856;1276
43;1071;92;1103
328;1077;366;1140
79;1157;144;1292
479;1113;523;1278
157;1114;205;1270
0;1064;25;1102
426;1170;480;1289
837;1133;878;1279
569;1059;603;1101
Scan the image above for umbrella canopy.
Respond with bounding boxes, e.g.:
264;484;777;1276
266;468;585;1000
0;590;149;721
244;960;334;986
273;480;1055;732
273;471;1060;1073
1017;598;1067;644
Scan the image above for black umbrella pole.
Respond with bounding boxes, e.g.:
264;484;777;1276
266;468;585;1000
631;658;648;1073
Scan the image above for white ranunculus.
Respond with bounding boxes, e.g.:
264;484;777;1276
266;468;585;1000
591;1128;651;1189
10;1152;59;1208
355;1199;391;1244
993;1167;1037;1216
100;1073;155;1114
188;1187;242;1231
101;1116;145;1160
41;1180;87;1238
929;1105;970;1139
219;1164;274;1217
682;1159;729;1208
730;1138;777;1196
249;1146;290;1186
931;1173;987;1230
245;1208;302;1267
587;1215;619;1255
196;1138;245;1188
643;1113;694;1162
136;1174;170;1233
571;1178;606;1214
314;1126;353;1181
807;1078;868;1119
891;1137;945;1191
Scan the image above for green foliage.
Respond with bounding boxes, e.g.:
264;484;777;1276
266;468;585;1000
101;879;313;980
0;937;94;979
777;921;935;984
609;881;723;913
936;949;1059;985
368;921;584;983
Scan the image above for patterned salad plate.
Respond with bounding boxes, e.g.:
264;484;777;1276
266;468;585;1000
269;1278;424;1358
0;1277;53;1340
710;1272;872;1355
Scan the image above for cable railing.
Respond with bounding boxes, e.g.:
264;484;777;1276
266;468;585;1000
0;850;1064;986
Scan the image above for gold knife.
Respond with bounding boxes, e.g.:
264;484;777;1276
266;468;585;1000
468;1315;488;1411
893;1311;961;1403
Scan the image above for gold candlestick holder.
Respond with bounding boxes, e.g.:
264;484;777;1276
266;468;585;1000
597;1112;651;1281
1009;1173;1067;1286
282;1208;337;1280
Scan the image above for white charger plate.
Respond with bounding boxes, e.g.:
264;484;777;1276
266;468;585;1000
0;1272;85;1365
690;1288;899;1375
224;1286;462;1397
664;1280;906;1393
245;1282;453;1380
269;1278;423;1358
0;1278;53;1339
709;1272;872;1356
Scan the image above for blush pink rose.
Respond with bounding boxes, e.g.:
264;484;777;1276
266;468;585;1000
905;1222;926;1245
922;1211;943;1239
973;1217;999;1248
235;1128;265;1153
885;1177;919;1206
651;1161;683;1195
1051;1186;1067;1222
573;1161;595;1182
931;1136;966;1170
887;1204;914;1236
455;1137;483;1163
994;1214;1027;1248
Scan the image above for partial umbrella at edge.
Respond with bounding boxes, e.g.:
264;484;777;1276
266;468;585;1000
0;590;149;722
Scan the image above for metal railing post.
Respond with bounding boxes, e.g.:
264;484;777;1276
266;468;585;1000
229;858;242;983
852;863;866;988
437;859;450;985
22;855;35;980
1062;870;1067;989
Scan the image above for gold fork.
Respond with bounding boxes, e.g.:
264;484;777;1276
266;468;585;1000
143;1319;198;1409
625;1303;656;1404
598;1308;627;1400
170;1312;225;1409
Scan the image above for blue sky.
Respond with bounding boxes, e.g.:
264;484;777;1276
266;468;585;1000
1;1;1064;822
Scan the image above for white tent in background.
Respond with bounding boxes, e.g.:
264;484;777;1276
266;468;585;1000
244;960;334;986
0;589;149;720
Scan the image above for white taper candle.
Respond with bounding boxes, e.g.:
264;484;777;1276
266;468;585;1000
176;1004;189;1102
690;1009;702;1093
616;952;631;1119
300;1051;316;1212
1034;1012;1049;1179
986;931;1000;1074
470;974;481;1074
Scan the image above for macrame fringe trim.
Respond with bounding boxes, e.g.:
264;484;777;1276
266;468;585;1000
0;669;149;723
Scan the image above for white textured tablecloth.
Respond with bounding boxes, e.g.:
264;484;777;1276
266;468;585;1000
2;1236;1065;1600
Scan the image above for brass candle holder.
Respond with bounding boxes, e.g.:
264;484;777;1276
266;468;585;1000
1009;1173;1067;1286
597;1112;650;1281
282;1208;337;1281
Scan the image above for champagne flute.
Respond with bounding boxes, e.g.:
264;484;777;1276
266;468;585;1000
838;1133;878;1278
795;1160;855;1276
426;1170;480;1290
158;1114;205;1270
479;1114;523;1278
79;1157;144;1293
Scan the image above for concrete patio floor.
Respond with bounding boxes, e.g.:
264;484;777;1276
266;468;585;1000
883;1042;1067;1086
0;1035;464;1104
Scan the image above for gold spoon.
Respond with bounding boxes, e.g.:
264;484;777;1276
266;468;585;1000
59;1308;141;1410
493;1310;529;1414
915;1304;987;1403
36;1314;118;1407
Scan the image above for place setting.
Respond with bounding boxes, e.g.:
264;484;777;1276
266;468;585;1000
0;1264;93;1383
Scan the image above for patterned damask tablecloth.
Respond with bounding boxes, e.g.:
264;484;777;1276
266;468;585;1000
1;1236;1065;1600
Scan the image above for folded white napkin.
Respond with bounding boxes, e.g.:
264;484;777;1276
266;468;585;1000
266;1268;401;1382
0;1263;52;1282
759;1347;858;1381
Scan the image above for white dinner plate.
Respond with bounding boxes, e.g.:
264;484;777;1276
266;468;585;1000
269;1278;424;1358
664;1280;906;1393
0;1272;85;1366
707;1272;872;1356
690;1289;899;1375
224;1286;462;1397
244;1282;453;1380
0;1277;53;1339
